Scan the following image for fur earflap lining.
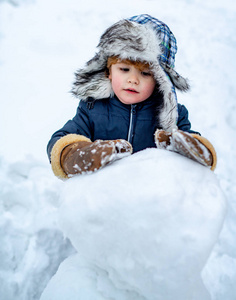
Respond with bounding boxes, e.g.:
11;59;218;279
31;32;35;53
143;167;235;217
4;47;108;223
71;52;113;100
161;62;190;92
50;134;91;179
72;71;112;100
150;62;178;131
191;134;217;171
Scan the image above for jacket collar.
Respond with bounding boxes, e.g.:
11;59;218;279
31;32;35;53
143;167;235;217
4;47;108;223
109;94;160;111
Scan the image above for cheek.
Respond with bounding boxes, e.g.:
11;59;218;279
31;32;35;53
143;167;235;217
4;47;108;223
110;75;122;92
142;81;156;98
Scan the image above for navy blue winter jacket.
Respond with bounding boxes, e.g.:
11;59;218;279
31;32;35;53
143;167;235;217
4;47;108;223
47;95;197;160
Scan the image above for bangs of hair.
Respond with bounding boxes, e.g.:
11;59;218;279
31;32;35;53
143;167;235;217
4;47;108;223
107;56;151;72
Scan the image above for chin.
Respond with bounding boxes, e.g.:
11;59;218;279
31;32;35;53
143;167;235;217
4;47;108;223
119;97;143;105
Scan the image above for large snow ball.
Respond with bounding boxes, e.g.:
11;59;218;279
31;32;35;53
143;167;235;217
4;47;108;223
49;149;226;300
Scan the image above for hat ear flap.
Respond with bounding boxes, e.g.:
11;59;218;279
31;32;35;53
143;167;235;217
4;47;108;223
160;62;190;92
71;52;113;100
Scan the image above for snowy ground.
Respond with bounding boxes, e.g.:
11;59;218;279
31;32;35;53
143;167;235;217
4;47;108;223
0;0;236;299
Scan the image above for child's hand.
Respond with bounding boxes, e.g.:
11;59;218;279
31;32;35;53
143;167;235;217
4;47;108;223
155;129;213;168
60;139;132;176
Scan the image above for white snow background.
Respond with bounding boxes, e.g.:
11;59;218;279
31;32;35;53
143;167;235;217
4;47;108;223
0;0;236;299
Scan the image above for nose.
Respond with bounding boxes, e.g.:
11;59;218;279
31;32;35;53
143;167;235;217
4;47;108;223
128;72;139;85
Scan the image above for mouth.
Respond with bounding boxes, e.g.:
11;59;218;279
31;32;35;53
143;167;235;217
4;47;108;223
124;88;139;94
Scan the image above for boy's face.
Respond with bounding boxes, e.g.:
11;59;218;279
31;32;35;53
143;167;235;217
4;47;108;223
108;62;156;105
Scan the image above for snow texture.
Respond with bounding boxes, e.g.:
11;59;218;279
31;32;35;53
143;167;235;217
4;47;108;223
40;149;226;300
0;0;236;299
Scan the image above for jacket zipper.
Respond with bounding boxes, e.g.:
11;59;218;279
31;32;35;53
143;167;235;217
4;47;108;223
127;104;137;143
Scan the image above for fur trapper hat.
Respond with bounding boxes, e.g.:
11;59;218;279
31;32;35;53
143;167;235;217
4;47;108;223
72;14;189;131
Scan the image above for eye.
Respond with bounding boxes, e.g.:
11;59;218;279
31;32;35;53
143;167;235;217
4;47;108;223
141;71;152;77
120;67;130;72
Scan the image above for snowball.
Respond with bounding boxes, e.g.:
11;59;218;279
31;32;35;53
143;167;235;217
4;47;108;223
40;149;226;300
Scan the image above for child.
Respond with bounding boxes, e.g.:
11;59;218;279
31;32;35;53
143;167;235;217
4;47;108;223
47;14;217;179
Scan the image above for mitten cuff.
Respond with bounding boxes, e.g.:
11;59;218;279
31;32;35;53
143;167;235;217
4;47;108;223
191;134;217;171
50;134;91;179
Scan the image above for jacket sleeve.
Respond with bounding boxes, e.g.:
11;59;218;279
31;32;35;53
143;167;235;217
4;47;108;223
47;101;95;179
177;104;199;134
47;101;92;162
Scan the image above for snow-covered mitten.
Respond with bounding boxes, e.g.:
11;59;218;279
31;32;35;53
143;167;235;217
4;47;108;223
155;129;216;170
60;139;132;176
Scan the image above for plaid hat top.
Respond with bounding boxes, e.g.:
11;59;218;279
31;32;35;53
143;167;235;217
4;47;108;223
128;14;177;68
72;14;189;132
